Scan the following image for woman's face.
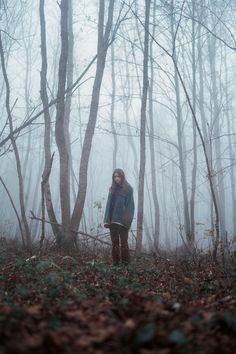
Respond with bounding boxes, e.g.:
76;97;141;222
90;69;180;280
114;173;122;184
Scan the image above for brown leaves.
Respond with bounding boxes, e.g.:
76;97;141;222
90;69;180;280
25;304;42;317
0;253;236;353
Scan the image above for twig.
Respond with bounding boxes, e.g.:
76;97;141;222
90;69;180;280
30;212;112;247
30;213;171;261
0;176;25;246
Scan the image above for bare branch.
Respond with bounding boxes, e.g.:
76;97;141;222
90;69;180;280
182;15;236;51
30;212;112;247
0;175;25;246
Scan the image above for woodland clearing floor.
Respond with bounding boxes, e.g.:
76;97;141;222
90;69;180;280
0;250;236;354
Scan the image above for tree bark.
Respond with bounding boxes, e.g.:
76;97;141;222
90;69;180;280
64;0;75;222
71;0;115;233
170;1;191;246
208;34;227;245
39;0;62;243
190;0;197;243
110;41;118;170
136;0;151;254
55;0;71;245
224;51;236;237
148;0;160;250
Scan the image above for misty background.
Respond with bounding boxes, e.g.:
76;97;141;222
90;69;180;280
0;0;236;254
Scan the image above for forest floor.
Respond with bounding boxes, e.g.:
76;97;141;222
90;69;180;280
0;245;236;354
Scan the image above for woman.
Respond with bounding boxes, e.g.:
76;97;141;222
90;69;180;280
104;168;134;265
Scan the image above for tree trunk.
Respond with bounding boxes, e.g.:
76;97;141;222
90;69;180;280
55;0;71;245
136;0;151;254
64;0;75;216
208;35;227;245
0;32;32;250
190;0;197;243
39;0;62;243
170;4;191;246
224;51;236;237
197;11;218;248
71;0;115;233
110;41;118;170
148;0;160;250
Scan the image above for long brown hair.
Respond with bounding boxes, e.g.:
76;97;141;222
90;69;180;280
110;168;129;194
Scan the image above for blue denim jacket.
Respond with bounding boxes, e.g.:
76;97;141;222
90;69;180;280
104;184;134;229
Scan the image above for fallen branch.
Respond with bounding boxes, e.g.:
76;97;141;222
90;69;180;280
30;212;111;246
29;212;171;261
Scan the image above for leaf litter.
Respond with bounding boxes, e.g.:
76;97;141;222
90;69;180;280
0;252;236;353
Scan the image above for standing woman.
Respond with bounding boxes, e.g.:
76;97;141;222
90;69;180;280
104;168;134;265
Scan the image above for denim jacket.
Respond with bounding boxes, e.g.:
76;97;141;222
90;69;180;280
104;184;134;229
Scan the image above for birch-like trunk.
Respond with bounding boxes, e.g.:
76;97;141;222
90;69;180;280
55;0;71;244
39;0;62;243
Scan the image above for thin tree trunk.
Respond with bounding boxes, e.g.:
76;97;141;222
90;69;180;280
148;0;160;250
208;34;227;245
0;176;25;246
21;28;32;210
0;32;31;250
71;0;115;233
55;0;71;244
121;38;139;179
197;11;217;246
224;51;236;236
64;0;75;217
29;148;44;235
170;8;191;245
39;0;62;243
190;0;197;243
110;41;118;170
136;0;151;254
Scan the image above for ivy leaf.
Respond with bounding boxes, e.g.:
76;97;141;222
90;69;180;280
168;329;187;344
134;322;156;348
224;312;236;332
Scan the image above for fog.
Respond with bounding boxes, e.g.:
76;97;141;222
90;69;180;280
0;0;236;254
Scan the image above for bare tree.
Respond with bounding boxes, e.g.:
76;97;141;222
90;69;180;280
170;0;192;246
148;0;160;250
39;0;62;243
208;32;227;245
71;0;115;235
189;0;197;241
55;0;71;245
0;31;31;250
110;41;118;170
136;0;151;254
224;50;236;237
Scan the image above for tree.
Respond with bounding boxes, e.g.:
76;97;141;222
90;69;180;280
136;0;151;254
148;0;160;250
39;0;62;243
0;31;32;250
71;0;115;236
55;0;71;245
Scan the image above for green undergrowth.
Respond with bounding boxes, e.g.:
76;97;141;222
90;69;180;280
1;252;235;308
0;255;161;306
0;252;236;353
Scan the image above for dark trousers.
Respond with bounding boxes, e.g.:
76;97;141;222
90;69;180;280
110;224;130;265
